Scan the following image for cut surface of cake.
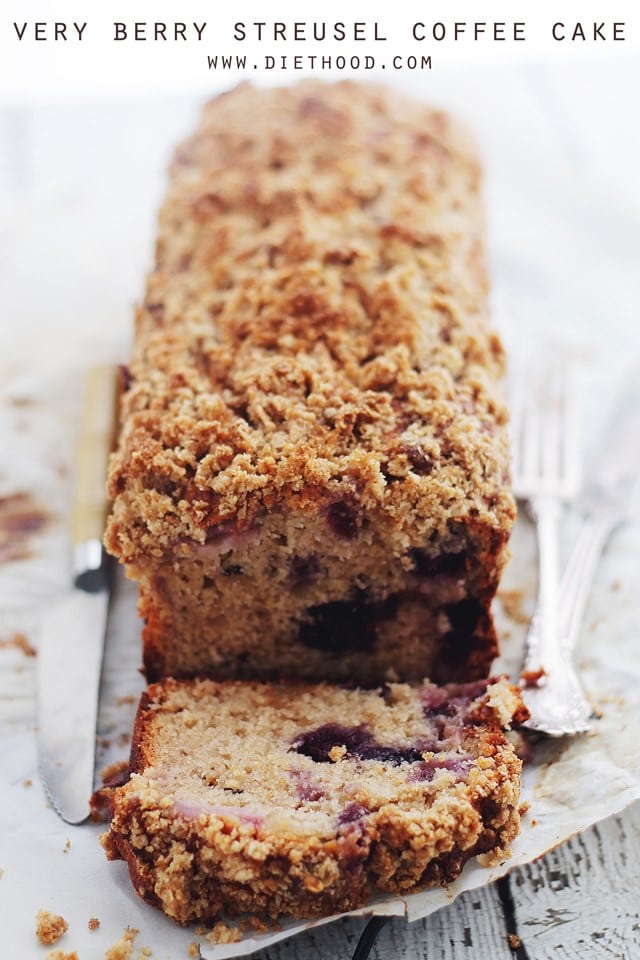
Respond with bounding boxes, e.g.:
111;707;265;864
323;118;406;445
102;677;527;924
105;80;515;683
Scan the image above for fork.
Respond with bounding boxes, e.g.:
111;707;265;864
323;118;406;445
510;357;592;736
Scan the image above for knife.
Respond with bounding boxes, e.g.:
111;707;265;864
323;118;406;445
37;365;119;824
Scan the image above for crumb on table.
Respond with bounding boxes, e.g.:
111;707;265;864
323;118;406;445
0;493;49;565
499;589;530;625
188;943;201;959
104;927;151;960
23;778;33;788
508;932;522;950
520;668;546;688
88;916;100;930
0;631;37;657
45;951;79;960
36;909;69;945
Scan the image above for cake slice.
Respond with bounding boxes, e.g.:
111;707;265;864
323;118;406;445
105;81;515;685
102;676;527;924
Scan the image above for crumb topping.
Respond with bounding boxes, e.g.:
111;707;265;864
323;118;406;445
105;81;513;566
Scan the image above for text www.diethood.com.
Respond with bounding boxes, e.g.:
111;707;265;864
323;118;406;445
207;53;432;71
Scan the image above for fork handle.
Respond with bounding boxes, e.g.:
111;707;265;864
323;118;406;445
523;494;562;676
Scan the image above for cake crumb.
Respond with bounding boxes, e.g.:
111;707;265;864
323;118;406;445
508;932;522;950
88;917;101;930
520;668;545;688
499;589;529;625
486;682;520;728
24;778;33;787
328;744;347;762
105;926;139;960
45;951;79;960
63;838;71;853
116;695;137;706
188;943;202;959
36;909;69;945
205;922;243;945
0;493;49;565
610;579;621;592
0;631;36;657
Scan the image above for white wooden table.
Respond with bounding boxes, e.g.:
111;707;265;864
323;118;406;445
1;59;639;959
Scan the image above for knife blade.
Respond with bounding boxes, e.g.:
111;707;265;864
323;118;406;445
37;365;119;824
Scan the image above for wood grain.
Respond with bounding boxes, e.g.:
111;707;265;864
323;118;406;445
250;886;514;959
508;803;640;960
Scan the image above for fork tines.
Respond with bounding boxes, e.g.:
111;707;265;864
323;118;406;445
510;354;580;503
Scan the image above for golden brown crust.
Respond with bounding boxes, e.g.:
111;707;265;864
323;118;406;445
102;677;526;925
105;81;513;566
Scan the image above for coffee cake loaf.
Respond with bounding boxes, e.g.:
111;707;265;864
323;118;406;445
102;677;527;923
105;81;515;683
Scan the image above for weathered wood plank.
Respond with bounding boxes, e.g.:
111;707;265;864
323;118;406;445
250;884;513;960
508;802;640;959
251;802;640;960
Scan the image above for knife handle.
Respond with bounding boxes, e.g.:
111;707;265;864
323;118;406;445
71;365;119;591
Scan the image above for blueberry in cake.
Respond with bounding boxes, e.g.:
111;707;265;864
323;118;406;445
102;677;527;923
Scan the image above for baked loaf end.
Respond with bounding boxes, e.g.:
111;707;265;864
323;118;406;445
102;677;527;924
105;81;515;683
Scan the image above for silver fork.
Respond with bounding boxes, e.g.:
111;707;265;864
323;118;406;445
510;357;592;736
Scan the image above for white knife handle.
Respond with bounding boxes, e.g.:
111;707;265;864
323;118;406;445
71;365;119;591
